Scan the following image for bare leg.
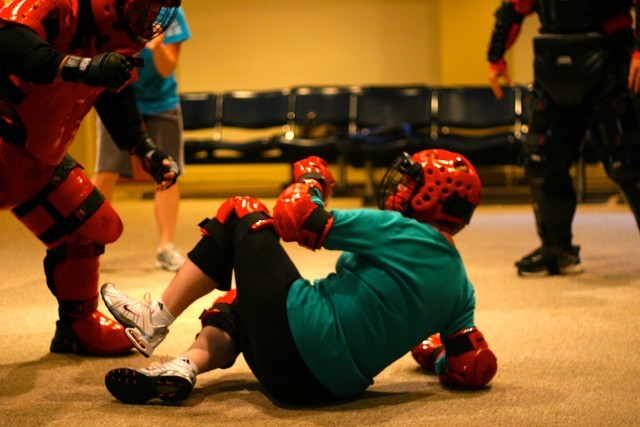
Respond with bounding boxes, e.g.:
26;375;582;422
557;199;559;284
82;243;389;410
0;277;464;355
182;326;238;374
155;183;180;248
91;171;119;204
160;258;218;317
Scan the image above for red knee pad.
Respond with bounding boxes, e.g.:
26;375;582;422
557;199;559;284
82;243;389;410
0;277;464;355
440;328;497;388
14;164;123;248
199;289;238;327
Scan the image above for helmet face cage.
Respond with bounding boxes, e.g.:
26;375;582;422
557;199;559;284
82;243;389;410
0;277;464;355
118;0;180;42
377;152;423;213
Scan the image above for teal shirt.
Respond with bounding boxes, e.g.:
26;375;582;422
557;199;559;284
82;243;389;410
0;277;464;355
286;206;476;398
133;7;191;115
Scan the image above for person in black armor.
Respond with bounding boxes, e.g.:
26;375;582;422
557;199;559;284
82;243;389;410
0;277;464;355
487;0;640;276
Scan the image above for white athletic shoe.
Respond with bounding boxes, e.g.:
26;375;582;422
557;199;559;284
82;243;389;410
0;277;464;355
156;243;186;272
100;283;168;357
105;359;196;404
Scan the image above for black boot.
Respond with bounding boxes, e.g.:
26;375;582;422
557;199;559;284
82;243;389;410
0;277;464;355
515;245;582;276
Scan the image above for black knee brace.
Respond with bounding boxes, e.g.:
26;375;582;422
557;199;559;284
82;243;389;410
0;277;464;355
199;292;241;369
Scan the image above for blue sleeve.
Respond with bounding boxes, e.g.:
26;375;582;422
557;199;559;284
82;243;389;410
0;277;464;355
162;7;191;45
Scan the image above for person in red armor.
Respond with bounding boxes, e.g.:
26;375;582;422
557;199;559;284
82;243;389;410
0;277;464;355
0;0;181;355
487;0;640;275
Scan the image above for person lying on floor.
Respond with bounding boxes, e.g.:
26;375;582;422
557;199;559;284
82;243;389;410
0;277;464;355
101;152;498;405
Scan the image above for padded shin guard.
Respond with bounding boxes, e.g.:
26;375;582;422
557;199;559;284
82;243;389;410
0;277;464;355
528;170;577;248
44;243;102;304
45;243;132;355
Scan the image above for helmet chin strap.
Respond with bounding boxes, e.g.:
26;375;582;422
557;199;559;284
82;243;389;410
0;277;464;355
441;195;476;224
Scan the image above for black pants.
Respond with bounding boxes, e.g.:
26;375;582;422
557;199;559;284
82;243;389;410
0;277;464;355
189;213;338;405
524;47;640;248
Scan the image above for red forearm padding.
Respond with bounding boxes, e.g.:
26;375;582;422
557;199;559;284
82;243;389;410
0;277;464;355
273;183;333;250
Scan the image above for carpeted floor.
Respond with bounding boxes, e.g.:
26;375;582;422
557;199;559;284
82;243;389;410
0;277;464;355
1;195;639;426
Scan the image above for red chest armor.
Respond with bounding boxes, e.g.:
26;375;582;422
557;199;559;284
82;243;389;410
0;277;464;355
0;0;142;165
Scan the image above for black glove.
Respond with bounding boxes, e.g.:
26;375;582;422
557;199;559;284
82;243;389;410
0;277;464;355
60;53;133;90
133;138;180;186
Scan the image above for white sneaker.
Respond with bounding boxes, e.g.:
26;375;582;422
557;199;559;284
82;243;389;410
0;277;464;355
105;359;196;404
156;243;186;272
100;283;168;357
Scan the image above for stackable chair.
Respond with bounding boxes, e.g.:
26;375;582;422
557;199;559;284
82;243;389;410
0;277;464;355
208;88;290;164
277;86;355;192
346;85;433;202
179;92;218;164
428;86;522;166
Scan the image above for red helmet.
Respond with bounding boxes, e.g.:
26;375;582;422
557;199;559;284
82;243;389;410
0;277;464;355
92;0;180;45
378;149;481;224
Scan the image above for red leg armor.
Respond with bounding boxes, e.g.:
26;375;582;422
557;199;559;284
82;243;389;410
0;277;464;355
12;156;131;355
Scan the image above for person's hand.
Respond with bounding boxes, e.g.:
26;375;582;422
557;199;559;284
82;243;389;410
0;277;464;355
60;53;133;91
145;27;165;51
488;58;512;100
132;138;179;190
273;182;334;250
628;51;640;94
141;150;180;190
438;328;497;389
411;334;445;373
292;156;336;201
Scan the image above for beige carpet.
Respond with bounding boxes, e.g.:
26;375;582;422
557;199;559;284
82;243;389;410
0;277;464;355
1;195;639;426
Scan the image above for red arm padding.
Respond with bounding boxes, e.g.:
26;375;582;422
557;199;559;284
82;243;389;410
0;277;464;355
273;183;334;250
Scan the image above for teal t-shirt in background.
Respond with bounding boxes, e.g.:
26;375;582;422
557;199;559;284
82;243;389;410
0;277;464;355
133;7;191;115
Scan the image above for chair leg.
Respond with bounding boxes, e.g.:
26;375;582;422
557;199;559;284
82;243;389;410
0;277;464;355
336;154;348;195
363;159;375;204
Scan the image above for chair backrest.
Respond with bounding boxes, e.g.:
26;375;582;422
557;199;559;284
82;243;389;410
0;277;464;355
435;86;516;129
220;89;290;129
179;92;218;131
290;86;354;127
354;85;432;128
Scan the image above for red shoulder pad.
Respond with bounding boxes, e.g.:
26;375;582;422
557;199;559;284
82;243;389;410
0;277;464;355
0;0;76;41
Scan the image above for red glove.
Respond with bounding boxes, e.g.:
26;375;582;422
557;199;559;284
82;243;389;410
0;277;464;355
215;196;273;231
273;182;334;250
411;334;445;373
439;328;497;388
292;156;336;201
